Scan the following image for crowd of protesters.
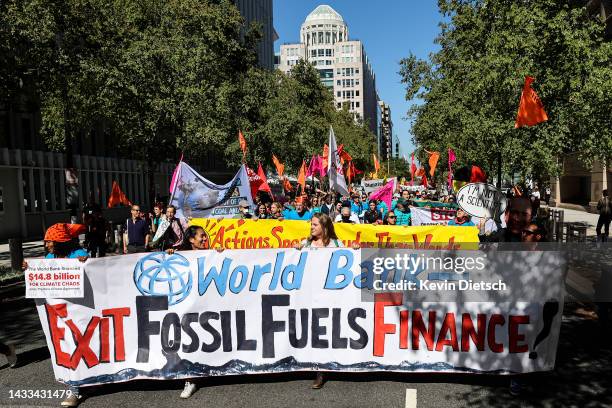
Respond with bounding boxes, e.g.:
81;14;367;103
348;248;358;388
10;178;608;406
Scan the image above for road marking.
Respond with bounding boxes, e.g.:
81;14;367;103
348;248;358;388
405;388;417;408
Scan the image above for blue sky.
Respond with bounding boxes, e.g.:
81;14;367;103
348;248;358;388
273;1;442;157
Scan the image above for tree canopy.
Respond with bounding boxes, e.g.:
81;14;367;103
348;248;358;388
400;0;612;184
1;0;378;180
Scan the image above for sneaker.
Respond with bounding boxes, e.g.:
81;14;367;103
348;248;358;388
311;372;326;389
509;378;523;396
61;394;83;407
6;344;17;368
180;381;198;399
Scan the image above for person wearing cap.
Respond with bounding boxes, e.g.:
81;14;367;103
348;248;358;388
40;223;89;260
22;223;88;407
233;200;256;220
394;199;412;226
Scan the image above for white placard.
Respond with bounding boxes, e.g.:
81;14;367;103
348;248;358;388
25;258;84;299
457;183;508;219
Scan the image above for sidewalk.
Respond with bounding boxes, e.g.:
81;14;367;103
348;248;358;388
0;240;45;269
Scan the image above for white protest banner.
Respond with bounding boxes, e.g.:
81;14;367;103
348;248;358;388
410;206;456;226
35;248;565;387
457;183;508;219
362;178;396;194
25;258;84;298
168;162;253;220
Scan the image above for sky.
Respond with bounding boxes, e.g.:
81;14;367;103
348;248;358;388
273;0;443;158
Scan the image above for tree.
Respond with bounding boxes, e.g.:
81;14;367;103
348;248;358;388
400;0;612;183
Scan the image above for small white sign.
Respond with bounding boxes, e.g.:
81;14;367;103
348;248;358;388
457;183;507;219
25;258;84;298
362;178;396;194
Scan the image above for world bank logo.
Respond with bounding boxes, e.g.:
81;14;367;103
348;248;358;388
133;252;192;306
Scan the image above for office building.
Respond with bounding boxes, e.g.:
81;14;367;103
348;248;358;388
279;5;380;135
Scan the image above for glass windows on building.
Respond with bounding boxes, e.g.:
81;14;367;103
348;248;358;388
288;47;303;58
325;49;333;57
342;90;354;99
342;44;355;54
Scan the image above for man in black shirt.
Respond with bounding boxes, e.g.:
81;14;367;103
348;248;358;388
124;205;149;253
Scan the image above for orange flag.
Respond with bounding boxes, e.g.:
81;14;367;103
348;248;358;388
373;153;380;174
272;154;284;177
515;76;548;128
238;130;247;160
346;161;353;185
107;181;132;208
426;150;440;178
297;160;307;191
283;177;293;192
322;144;329;170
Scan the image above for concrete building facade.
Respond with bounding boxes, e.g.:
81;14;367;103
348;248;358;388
232;0;277;70
278;5;381;135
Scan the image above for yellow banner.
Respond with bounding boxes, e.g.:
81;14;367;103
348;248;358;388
190;219;479;250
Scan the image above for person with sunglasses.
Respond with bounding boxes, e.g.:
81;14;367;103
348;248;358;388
521;223;544;243
384;211;397;226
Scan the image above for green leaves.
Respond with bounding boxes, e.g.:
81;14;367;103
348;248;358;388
401;0;612;182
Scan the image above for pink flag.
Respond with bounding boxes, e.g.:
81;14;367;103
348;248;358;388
369;179;395;210
448;148;456;190
317;155;327;178
169;153;184;193
306;155;317;177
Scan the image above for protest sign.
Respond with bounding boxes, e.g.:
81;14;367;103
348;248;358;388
457;183;507;219
36;248;565;387
408;207;457;227
168;162;253;220
362;178;396;194
189;219;478;249
25;258;84;298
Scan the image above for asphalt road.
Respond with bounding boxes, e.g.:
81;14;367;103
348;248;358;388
1;293;612;408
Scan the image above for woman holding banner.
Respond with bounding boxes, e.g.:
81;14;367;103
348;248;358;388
166;225;224;399
21;223;88;407
299;213;343;249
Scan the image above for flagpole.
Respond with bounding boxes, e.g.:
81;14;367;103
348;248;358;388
497;151;502;188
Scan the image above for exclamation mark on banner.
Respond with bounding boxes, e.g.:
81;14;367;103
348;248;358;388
529;300;560;359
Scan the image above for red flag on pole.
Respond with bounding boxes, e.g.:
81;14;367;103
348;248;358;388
107;181;132;208
246;166;263;199
515;76;548;128
257;162;273;198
